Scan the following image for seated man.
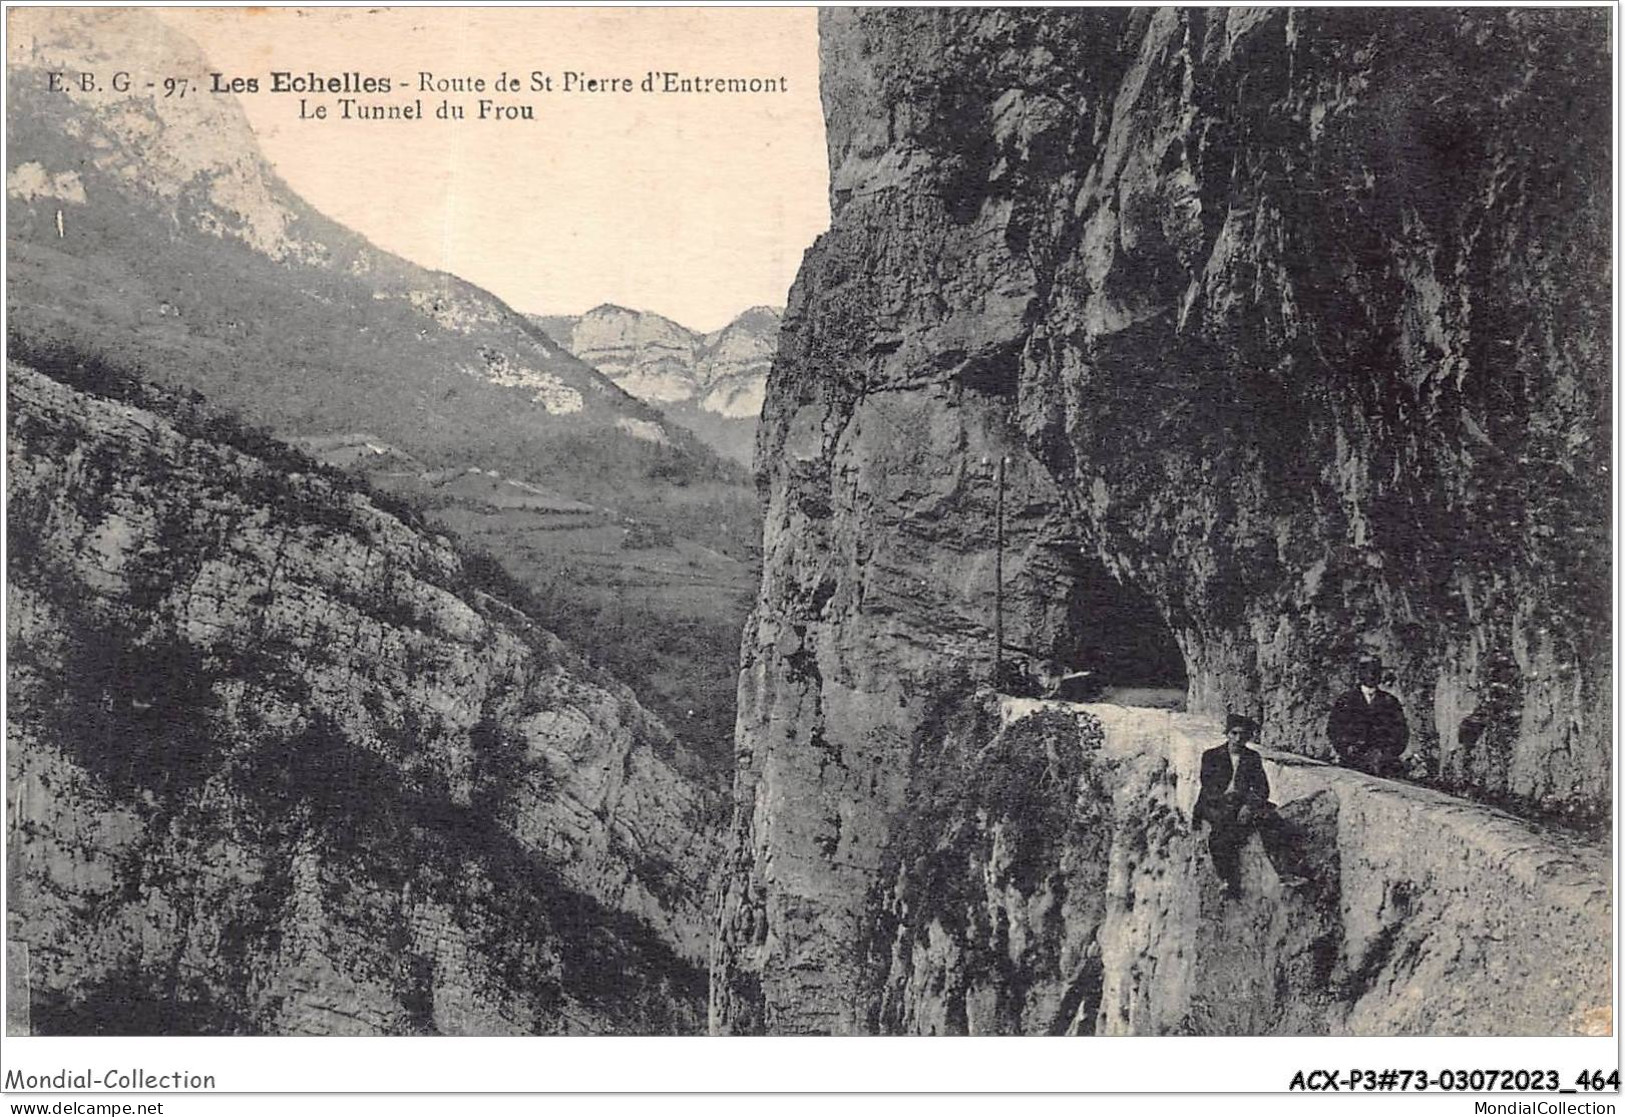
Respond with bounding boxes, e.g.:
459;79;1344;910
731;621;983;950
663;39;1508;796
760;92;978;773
1327;653;1409;777
1195;713;1301;898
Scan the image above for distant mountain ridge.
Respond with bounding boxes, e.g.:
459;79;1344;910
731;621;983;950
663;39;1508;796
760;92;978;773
6;7;761;776
6;7;744;514
531;303;782;467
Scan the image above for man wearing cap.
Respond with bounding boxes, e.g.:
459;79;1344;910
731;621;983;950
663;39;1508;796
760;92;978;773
1195;713;1298;899
1327;654;1409;777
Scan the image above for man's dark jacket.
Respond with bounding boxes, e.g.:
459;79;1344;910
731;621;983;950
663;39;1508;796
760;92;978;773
1195;745;1269;825
1327;687;1408;766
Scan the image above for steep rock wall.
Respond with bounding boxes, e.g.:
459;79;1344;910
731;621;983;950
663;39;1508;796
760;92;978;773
860;698;1607;1037
534;304;782;467
713;8;1609;1034
8;363;720;1034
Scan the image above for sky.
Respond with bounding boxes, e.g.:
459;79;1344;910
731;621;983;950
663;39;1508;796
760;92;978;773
160;8;829;332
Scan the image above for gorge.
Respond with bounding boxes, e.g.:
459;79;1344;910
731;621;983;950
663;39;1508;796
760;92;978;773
4;6;1611;1041
710;7;1610;1036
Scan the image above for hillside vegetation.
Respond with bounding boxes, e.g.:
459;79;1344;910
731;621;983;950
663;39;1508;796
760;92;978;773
7;7;760;777
9;340;721;1034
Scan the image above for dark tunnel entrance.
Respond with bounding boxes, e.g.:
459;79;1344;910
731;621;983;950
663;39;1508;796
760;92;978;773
1047;554;1188;706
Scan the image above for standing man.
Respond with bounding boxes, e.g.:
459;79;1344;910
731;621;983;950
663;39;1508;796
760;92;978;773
1195;713;1299;899
1327;654;1409;777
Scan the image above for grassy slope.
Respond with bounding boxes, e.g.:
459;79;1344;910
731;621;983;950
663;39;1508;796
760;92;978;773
7;36;759;776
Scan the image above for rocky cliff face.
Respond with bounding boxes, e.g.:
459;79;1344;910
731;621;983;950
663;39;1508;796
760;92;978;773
542;305;707;406
8;360;720;1035
696;307;784;421
535;304;782;467
712;8;1609;1035
855;698;1608;1037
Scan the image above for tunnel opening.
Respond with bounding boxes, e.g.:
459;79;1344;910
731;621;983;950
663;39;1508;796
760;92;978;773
1048;554;1187;706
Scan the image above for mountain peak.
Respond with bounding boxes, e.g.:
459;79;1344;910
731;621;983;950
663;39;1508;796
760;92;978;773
536;304;781;467
709;306;783;341
6;7;743;493
583;302;641;318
